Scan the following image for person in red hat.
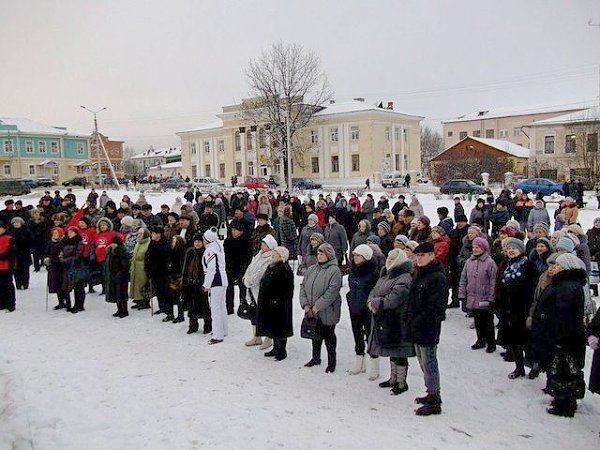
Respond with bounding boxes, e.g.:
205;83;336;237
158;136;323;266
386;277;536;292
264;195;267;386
60;227;87;313
0;221;16;312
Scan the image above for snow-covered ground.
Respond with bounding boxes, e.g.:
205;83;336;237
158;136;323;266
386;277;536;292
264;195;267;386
1;187;600;450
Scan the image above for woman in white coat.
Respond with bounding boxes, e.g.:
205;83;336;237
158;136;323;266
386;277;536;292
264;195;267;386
202;228;229;345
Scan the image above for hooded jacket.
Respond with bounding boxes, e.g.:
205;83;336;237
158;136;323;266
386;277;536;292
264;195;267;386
299;258;342;325
459;251;497;310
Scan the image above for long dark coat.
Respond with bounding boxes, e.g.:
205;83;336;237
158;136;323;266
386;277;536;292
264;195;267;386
104;244;130;303
256;261;294;339
45;239;63;294
346;258;379;315
182;246;209;319
59;234;84;292
9;225;33;268
588;309;600;394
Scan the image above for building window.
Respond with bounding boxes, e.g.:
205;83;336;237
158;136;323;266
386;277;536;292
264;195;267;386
311;157;319;173
499;129;508;139
331;155;339;173
38;141;46;153
259;129;267;148
485;129;494;138
310;130;318;144
203;141;210;153
402;128;408;143
447;131;453;137
3;164;11;176
587;133;598;152
565;135;576;153
29;165;35;176
274;162;281;175
260;165;268;177
403;155;408;171
191;165;197;178
544;136;555;154
246;130;253;150
395;154;400;171
472;130;481;137
235;162;242;176
26;141;33;153
190;143;197;155
513;127;522;137
459;131;468;140
235;131;241;151
219;163;225;178
396;127;401;142
330;127;338;142
351;155;360;172
350;126;359;141
205;164;211;177
51;141;59;153
217;140;224;152
385;127;390;141
247;161;254;176
4;140;13;153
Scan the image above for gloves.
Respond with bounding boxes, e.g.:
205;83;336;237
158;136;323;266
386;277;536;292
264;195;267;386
43;257;51;267
589;335;599;351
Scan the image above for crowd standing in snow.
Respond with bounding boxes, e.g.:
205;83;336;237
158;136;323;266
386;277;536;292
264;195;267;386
0;186;599;417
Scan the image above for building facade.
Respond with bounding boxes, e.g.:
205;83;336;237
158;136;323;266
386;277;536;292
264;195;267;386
177;99;423;186
128;147;181;176
528;107;600;182
442;103;592;149
0;117;89;182
88;134;124;180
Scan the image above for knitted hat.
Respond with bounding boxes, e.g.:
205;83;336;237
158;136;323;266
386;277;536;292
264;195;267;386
120;215;134;228
556;236;575;253
547;252;559;265
262;234;278;250
318;243;336;262
385;249;408;270
414;242;434;254
150;225;163;235
556;253;581;270
378;221;391;233
418;216;431;226
405;240;419;251
273;246;290;262
431;225;446;236
499;226;516;237
203;227;218;243
308;213;319;224
395;234;409;244
193;233;204;242
594;217;600;226
309;232;325;244
568;224;584;237
78;216;91;227
366;235;381;245
353;244;373;261
257;213;269;221
536;237;553;252
533;223;549;235
504;237;525;253
51;227;65;238
472;236;490;253
566;233;580;247
506;220;521;231
436;207;449;216
456;214;468;223
10;217;25;225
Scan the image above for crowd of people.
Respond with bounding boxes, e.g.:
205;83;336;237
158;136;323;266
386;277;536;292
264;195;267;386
0;185;599;417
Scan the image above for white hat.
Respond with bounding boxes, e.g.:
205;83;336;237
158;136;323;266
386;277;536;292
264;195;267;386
352;244;373;261
120;215;134;228
555;253;581;270
273;246;290;262
203;227;218;243
262;234;277;250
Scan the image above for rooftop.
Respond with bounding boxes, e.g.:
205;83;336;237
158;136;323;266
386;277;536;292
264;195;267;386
528;106;600;126
434;136;530;160
0;117;90;137
130;147;182;160
147;161;183;170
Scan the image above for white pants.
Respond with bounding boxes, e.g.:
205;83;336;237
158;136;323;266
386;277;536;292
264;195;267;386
209;286;227;340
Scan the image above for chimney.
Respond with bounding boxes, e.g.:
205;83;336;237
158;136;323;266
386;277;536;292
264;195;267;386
387;102;394;110
353;97;365;102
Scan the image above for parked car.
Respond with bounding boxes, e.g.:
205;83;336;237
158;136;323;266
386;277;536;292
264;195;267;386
18;178;38;189
62;177;87;187
515;178;564;196
192;177;226;192
0;179;31;196
36;177;56;187
243;177;269;190
292;178;322;189
439;179;488;195
162;177;190;190
381;172;429;188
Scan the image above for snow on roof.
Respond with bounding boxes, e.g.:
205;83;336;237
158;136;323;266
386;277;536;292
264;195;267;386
130;147;181;160
313;100;424;119
147;161;183;170
470;137;530;158
177;119;224;134
528;106;600;126
0;117;90;137
443;101;594;123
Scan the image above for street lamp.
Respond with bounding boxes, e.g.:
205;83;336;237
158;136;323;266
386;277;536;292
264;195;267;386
80;105;107;187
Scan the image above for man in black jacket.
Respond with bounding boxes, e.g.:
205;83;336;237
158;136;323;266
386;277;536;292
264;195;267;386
447;214;469;308
197;202;219;234
406;242;448;416
223;222;251;315
145;226;172;320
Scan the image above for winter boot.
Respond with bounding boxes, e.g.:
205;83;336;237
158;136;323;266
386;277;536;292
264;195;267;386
528;362;541;379
138;300;151;310
368;356;380;381
245;326;263;346
486;343;496;353
415;393;440;405
325;348;336;373
259;337;273;350
203;319;212;334
264;340;278;357
415;394;442;416
348;355;366;375
275;339;287;361
112;306;121;317
172;307;185;323
187;318;199;334
471;339;486;350
379;362;398;388
391;365;409;395
119;301;128;318
508;346;526;379
547;398;576;418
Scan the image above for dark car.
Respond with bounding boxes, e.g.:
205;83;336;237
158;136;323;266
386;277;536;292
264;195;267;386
18;178;38;189
0;179;31;196
515;178;564;196
162;177;190;190
292;178;322;190
440;179;488;195
62;177;87;187
36;177;56;187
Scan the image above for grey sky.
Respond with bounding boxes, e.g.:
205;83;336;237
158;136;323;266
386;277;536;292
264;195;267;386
1;0;599;151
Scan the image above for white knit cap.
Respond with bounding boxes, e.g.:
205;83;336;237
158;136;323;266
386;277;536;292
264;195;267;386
262;234;277;250
555;253;581;270
203;227;218;243
308;213;318;224
352;244;373;261
120;215;134;228
273;246;290;262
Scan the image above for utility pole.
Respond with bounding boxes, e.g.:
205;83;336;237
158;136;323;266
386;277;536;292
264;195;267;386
285;109;292;190
80;105;107;187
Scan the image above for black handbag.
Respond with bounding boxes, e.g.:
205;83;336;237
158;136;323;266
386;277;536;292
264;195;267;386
301;315;322;340
237;299;256;320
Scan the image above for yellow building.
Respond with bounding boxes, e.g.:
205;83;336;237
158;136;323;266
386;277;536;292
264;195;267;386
176;99;423;186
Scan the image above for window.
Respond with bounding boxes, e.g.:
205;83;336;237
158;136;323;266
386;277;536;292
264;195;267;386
499;129;508;139
587;133;598;152
385;127;390;141
330;127;338;142
219;163;225;178
331;155;339;173
459;131;468;140
39;141;46;153
351;155;360;172
513;127;522;137
28;165;35;176
235;162;242;176
4;140;13;153
395;154;400;171
274;163;281;175
485;129;495;138
311;157;319;173
260;165;268;177
203;141;210;153
350;126;359;141
191;165;197;178
190;143;197;155
51;141;59;153
403;155;408;171
565;135;576;153
205;164;211;177
257;129;265;148
247;161;254;176
26;141;33;153
235;131;241;151
218;140;224;152
3;164;11;176
246;130;253;150
447;131;453;137
402;128;407;143
310;130;318;144
544;136;555;154
472;130;481;137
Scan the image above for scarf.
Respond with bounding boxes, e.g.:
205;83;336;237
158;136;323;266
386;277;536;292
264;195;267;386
501;256;526;284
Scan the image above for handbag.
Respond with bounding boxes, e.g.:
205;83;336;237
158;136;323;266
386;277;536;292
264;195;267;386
300;315;322;340
296;264;306;276
548;348;586;400
67;260;90;286
237;290;257;320
590;261;599;285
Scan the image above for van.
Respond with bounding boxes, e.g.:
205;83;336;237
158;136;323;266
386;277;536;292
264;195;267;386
0;179;31;196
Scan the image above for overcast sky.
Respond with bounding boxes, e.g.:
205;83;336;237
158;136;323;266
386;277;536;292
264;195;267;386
1;0;599;151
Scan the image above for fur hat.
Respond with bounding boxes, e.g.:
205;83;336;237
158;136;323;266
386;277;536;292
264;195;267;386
10;216;25;226
405;240;419;251
431;225;446;236
472;236;490;253
318;243;336;262
556;253;581;270
262;234;278;250
504;237;525;253
257;213;269;221
456;214;468;223
567;224;584;237
385;249;409;270
536;237;553;252
120;215;134;228
418;216;431;226
533;223;549;235
556;237;576;253
547;252;560;265
506;220;521;231
499;226;516;237
273;246;290;262
414;242;434;254
352;244;373;261
309;232;325;245
203;227;218;243
51;227;65;239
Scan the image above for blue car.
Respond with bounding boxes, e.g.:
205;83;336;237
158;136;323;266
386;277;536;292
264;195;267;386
515;178;564;196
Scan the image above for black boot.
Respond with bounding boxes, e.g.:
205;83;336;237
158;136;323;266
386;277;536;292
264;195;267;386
112;305;121;317
528;362;541;379
547;398;576;418
187;318;199;334
508;346;525;379
415;394;442;416
119;301;128;318
275;339;287;361
471;339;486;350
203;318;212;334
138;300;151;310
264;340;278;357
305;340;322;367
391;365;408;395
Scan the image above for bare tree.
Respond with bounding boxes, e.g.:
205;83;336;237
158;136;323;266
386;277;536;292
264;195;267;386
420;126;443;175
243;42;332;184
566;111;600;184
